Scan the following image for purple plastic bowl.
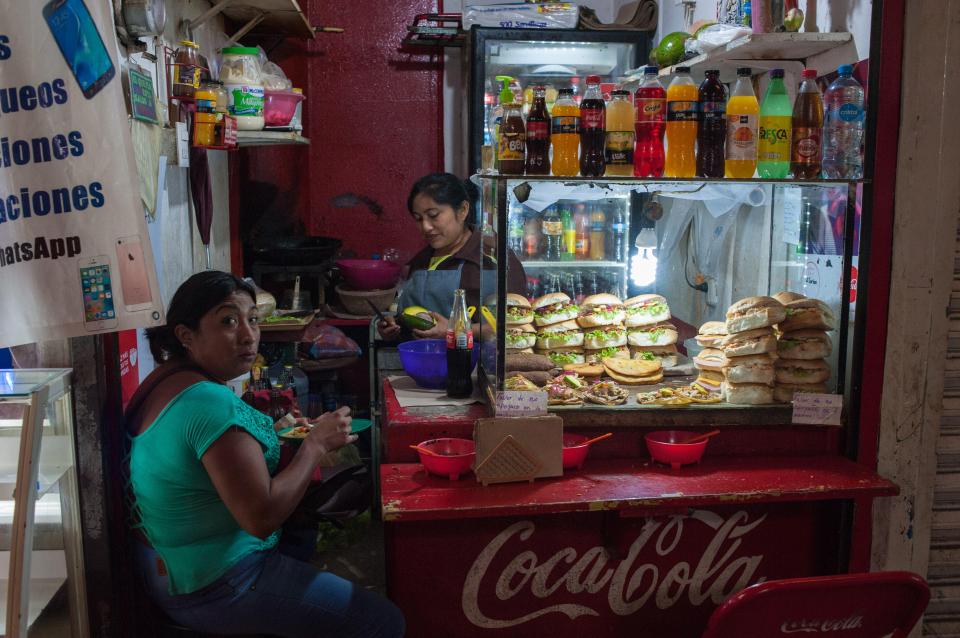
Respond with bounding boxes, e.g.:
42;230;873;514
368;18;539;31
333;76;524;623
398;339;479;389
336;259;402;290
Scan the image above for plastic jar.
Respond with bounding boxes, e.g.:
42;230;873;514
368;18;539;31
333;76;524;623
219;46;264;130
201;80;228;114
194;87;216;114
173;40;202;98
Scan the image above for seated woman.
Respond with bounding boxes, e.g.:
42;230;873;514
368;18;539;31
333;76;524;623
126;270;404;638
378;173;527;340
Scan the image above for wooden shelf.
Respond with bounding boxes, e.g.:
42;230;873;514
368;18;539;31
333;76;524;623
236;130;309;147
657;32;856;83
221;0;314;41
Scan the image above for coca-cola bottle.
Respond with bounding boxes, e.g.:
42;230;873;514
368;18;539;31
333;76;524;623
446;289;474;398
579;75;606;177
525;85;550;175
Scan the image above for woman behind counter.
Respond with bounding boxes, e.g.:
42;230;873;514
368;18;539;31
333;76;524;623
378;173;527;340
126;271;404;637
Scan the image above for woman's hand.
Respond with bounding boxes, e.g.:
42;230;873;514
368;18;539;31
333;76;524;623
412;312;448;339
377;315;402;340
302;406;356;458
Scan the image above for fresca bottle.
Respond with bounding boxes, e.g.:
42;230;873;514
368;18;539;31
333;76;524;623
757;69;793;178
725;67;759;178
822;64;865;179
664;66;698;178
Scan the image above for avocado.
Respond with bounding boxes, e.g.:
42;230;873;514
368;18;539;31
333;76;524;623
399;306;436;330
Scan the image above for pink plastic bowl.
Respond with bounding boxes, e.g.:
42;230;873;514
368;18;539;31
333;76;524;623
416;438;475;480
562;433;591;470
263;90;304;127
645;430;709;470
336;259;402;290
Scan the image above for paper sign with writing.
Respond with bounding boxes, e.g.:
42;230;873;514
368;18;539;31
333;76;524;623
791;393;843;425
495;391;548;417
128;67;158;124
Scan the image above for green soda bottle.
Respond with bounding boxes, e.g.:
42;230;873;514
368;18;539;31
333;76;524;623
757;69;792;178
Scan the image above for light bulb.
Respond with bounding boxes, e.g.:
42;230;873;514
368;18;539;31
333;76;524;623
631;247;657;287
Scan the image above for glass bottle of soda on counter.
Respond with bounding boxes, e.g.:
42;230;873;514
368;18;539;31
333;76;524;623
525;85;551;175
579;75;607;177
446;289;474;399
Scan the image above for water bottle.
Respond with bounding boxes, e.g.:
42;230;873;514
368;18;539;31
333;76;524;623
822;65;865;179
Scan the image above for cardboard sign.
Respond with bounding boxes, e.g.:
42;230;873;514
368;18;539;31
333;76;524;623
474;415;562;484
495;390;548;417
791;393;843;426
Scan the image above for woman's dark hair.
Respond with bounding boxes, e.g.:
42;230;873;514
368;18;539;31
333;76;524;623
407;173;479;225
146;271;256;362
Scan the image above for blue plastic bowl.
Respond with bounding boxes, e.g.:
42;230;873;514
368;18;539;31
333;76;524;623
397;339;479;389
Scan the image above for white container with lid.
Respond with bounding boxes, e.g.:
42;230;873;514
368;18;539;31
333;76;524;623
220;46;265;130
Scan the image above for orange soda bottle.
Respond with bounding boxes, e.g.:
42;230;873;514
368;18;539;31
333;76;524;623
725;67;760;178
550;88;580;176
664;66;698;178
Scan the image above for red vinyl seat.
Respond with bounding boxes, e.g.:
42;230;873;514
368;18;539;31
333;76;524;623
702;571;930;638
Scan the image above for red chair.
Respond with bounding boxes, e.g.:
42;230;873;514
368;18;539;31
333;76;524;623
702;571;930;638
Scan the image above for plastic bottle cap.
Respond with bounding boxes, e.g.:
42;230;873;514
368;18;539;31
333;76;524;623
802;69;818;78
558;88;573;95
838;64;854;75
611;89;630;96
770;69;785;78
737;67;752;76
586;75;601;84
495;75;515;104
221;46;260;56
180;40;199;48
675;66;691;73
643;65;659;74
292;88;303;94
705;69;720;76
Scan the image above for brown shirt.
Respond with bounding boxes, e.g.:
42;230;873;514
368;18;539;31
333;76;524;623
406;229;527;311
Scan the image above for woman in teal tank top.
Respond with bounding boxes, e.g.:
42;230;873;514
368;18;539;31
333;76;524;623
127;271;404;637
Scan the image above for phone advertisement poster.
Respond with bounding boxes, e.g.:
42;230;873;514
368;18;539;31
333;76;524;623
0;0;163;347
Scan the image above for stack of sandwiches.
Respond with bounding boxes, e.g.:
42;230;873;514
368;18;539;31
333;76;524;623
624;294;679;368
577;293;628;363
532;292;584;365
721;296;786;404
773;293;836;403
692;321;727;394
505;294;536;354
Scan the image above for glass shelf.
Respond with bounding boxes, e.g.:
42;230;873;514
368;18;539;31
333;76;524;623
0;370;70;401
522;260;627;269
477;174;866;185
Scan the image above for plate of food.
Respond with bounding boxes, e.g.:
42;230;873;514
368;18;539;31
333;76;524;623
278;417;372;441
583;380;629;406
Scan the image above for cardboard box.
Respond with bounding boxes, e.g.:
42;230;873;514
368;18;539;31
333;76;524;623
473;415;563;485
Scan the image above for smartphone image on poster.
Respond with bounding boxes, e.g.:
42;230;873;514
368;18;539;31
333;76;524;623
79;257;119;332
115;236;154;311
43;0;116;99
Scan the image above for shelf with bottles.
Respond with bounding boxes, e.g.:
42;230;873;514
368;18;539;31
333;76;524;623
522;260;628;269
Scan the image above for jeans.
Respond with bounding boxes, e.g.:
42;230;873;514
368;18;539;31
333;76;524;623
136;541;405;637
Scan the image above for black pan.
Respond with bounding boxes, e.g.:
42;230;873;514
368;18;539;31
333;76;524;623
249;236;342;266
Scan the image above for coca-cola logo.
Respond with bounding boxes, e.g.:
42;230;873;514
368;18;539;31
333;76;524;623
780;615;864;633
462;510;766;629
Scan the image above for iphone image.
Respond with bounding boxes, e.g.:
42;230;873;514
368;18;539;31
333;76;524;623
79;257;119;332
115;235;154;311
43;0;115;99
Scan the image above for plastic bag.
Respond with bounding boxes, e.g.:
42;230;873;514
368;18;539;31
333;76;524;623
261;61;293;91
686;23;752;55
463;3;579;29
302;324;361;360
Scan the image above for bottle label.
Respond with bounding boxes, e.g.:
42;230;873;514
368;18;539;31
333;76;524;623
667;100;698;122
446;329;474;349
837;103;864;122
527;120;549;141
551;115;579;134
542;220;563;236
498;132;525;161
605;131;635;165
575;238;589;253
636;98;665;122
581;108;605;130
792;127;822;163
226;84;265;116
758;116;792;161
726;114;758;160
700;101;726;122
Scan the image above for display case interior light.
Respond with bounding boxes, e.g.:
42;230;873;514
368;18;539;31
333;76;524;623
631;227;658;287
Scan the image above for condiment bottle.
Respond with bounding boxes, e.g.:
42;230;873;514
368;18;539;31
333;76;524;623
173;40;202;98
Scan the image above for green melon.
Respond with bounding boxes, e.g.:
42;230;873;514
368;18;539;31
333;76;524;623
654;31;692;67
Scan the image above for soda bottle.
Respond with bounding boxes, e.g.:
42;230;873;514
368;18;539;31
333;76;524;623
609;207;627;262
634;66;666;177
508;210;524;255
587;271;599;296
589;205;606;260
665;67;698;178
757;68;793;178
542;206;563;261
562;273;576;301
561;205;576;260
696;69;727;178
604;89;635;176
573;271;585;303
579;75;606;177
446;289;474;399
551;88;580;176
822;64;865;179
490;75;511;169
498;99;526;175
608;271;622;297
791;69;824;179
725;67;759;178
525;85;551;175
574;205;590;259
523;216;541;258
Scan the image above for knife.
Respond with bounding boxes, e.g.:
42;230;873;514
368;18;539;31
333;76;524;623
365;298;387;322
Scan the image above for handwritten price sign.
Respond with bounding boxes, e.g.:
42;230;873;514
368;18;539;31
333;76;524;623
495;391;548;417
791;393;843;426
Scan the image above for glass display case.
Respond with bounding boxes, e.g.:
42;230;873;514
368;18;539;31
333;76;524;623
0;369;87;637
477;176;859;421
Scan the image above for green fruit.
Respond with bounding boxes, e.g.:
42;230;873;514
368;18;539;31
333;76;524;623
654;32;692;67
691;20;717;38
784;8;804;31
399;306;436;330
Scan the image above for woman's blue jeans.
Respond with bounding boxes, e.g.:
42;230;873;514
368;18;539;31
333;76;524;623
135;540;405;637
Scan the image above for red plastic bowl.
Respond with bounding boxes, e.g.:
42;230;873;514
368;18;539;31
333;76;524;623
264;89;304;127
645;430;709;470
416;438;475;480
336;259;402;291
562;433;591;470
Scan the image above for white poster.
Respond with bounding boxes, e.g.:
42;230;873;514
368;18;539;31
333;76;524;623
0;0;163;348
